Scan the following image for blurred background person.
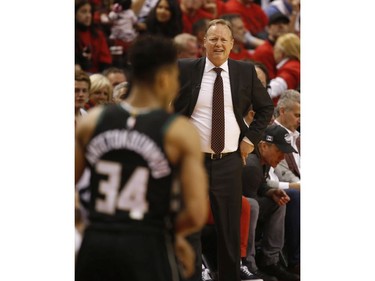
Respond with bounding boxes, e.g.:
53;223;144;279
75;0;112;73
268;33;300;104
221;14;254;61
75;69;91;124
180;0;214;34
102;66;128;88
84;73;113;110
140;0;183;38
174;33;199;59
192;18;210;57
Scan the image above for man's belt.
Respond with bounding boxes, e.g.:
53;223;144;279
204;152;235;160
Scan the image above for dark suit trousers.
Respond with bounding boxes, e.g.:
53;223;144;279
206;152;243;281
285;189;300;266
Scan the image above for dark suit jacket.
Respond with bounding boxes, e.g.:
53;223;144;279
173;57;274;145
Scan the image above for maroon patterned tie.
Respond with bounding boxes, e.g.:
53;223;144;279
211;67;225;154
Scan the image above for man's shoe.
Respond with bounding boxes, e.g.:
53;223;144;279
261;263;300;281
252;269;278;281
240;264;263;281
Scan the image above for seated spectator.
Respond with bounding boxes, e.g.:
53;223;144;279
102;67;129;102
264;0;300;35
271;89;301;274
75;69;90;124
242;124;300;281
192;18;210;57
180;0;214;34
75;0;112;73
222;0;268;42
102;66;128;88
221;14;254;61
141;0;183;38
268;33;300;104
84;73;113;110
174;33;199;59
252;12;290;79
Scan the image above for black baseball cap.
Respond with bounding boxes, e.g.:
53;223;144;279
268;12;290;26
262;125;297;153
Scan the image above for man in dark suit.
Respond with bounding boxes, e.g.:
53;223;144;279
173;19;274;281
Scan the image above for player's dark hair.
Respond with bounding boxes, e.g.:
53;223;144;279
128;35;177;84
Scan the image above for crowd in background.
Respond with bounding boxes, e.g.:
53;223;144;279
75;0;300;109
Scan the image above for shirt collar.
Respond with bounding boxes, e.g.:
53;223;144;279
274;120;300;138
276;58;289;69
204;58;229;73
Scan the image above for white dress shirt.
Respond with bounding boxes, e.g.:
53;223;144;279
190;59;241;153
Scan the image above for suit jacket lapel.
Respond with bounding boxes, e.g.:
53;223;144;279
189;57;206;114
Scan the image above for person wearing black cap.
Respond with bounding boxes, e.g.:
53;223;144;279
242;124;300;281
252;12;290;80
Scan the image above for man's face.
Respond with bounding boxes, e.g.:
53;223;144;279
75;80;89;109
231;17;246;44
267;22;289;40
279;102;300;132
204;24;234;66
261;142;285;168
179;40;199;58
107;72;126;88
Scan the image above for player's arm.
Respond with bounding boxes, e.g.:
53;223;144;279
165;116;209;237
75;106;104;184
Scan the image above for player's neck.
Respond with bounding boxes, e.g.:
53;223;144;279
124;86;162;110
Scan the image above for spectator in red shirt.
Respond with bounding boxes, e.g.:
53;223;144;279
223;0;268;39
221;14;254;61
252;12;290;79
180;0;214;34
192;18;210;57
269;33;300;104
75;0;112;73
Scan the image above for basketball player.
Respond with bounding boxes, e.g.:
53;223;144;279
75;35;208;281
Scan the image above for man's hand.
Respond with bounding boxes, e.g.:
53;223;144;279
240;140;254;166
174;235;196;278
289;182;300;190
267;188;290;206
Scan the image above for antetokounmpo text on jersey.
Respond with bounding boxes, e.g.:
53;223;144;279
85;129;171;178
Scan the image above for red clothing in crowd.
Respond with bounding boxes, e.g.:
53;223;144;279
229;47;254;61
277;59;300;90
207;196;250;258
223;0;268;35
76;28;112;73
252;40;277;79
182;9;214;34
271;58;300;105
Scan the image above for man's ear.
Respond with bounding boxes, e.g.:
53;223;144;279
279;106;286;115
